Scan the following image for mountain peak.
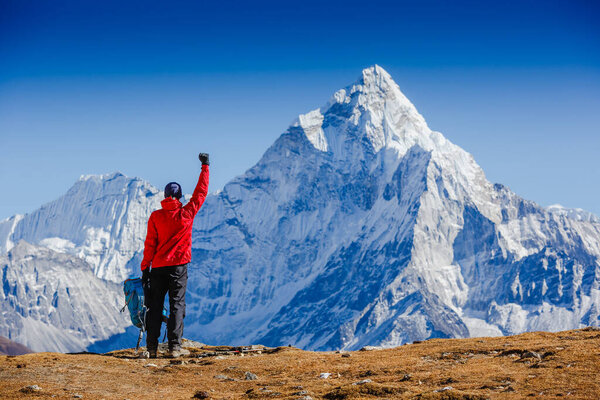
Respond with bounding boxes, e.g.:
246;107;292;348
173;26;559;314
293;65;430;156
78;171;130;183
359;64;395;90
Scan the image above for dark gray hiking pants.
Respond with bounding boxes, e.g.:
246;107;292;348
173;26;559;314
146;264;188;351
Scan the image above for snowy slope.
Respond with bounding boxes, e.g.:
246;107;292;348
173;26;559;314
1;65;599;351
0;241;130;352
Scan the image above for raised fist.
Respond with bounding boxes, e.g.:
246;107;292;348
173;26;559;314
198;153;210;166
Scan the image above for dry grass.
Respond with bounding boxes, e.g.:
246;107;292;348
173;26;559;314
1;328;599;399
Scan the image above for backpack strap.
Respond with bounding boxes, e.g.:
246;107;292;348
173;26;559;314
120;295;132;313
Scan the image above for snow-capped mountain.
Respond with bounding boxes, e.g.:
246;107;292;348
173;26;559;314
0;173;161;282
547;204;600;224
185;65;600;349
1;65;599;352
0;241;129;352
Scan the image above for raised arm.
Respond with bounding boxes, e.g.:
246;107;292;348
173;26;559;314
182;153;210;219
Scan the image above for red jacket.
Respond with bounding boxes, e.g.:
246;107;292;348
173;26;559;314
141;165;209;271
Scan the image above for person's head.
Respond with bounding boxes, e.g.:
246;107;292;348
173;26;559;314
164;182;182;199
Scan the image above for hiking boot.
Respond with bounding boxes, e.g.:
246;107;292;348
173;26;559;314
168;346;190;358
148;348;158;359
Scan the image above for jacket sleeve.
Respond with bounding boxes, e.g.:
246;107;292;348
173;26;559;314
182;164;209;219
141;214;158;271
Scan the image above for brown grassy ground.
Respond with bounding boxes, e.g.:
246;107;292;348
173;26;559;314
1;328;599;399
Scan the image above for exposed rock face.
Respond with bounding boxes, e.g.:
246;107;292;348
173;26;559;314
0;336;33;355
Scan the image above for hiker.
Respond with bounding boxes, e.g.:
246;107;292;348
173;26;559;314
140;153;210;358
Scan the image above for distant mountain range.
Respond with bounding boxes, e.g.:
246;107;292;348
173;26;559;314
1;65;599;352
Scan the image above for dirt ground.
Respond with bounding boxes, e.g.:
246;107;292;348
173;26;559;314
1;328;599;399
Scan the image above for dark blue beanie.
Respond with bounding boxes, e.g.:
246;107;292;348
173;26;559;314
164;182;182;199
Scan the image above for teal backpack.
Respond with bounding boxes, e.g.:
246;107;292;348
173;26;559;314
121;278;148;351
121;277;169;352
122;278;147;328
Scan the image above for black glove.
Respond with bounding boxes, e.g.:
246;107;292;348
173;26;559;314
142;269;150;288
142;269;151;307
198;152;210;166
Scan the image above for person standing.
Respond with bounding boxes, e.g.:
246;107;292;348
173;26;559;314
141;153;210;358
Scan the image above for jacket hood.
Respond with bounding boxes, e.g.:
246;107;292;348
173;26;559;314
161;197;182;211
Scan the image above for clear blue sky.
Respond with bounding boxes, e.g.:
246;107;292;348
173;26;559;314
1;0;599;220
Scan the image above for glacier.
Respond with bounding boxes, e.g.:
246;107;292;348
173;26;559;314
1;65;599;352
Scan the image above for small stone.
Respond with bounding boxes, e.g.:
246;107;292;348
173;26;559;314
319;373;331;379
399;373;412;382
182;339;206;348
359;346;382;351
245;371;258;380
296;397;313;400
193;390;210;399
441;377;457;384
352;379;372;385
434;386;453;392
292;390;308;395
291;386;303;390
521;351;542;360
341;353;351;358
144;363;158;368
20;385;42;393
73;395;83;399
214;374;230;380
